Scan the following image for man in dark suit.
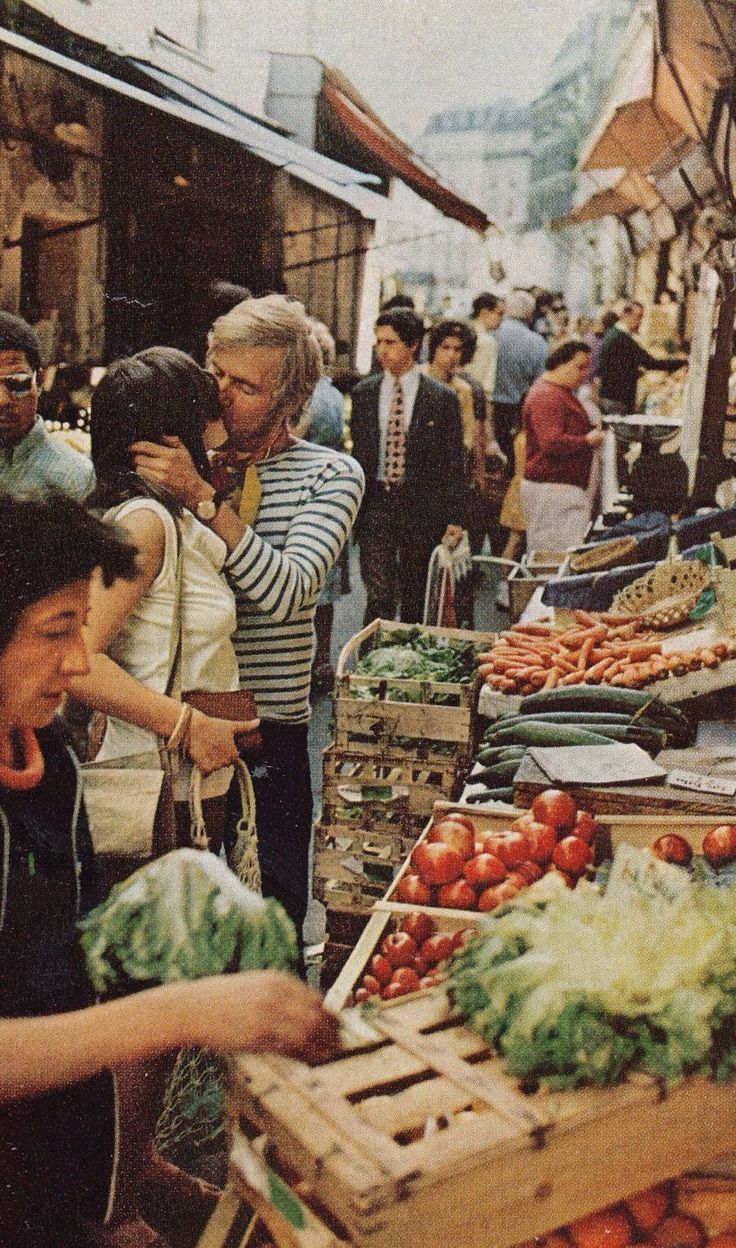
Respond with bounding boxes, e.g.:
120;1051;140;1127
351;307;466;623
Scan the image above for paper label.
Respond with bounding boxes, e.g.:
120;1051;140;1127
668;769;736;797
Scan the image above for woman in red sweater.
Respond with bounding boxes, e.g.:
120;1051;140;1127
520;340;605;554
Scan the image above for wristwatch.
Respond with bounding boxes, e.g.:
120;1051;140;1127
194;491;218;521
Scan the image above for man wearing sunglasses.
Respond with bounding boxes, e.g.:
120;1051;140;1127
0;313;95;502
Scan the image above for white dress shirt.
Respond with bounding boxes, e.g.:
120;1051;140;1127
377;365;421;481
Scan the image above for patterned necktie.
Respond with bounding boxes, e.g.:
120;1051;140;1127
385;377;406;484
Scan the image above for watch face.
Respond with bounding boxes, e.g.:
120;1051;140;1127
196;497;217;520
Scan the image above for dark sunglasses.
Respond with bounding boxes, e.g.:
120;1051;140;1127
0;372;36;396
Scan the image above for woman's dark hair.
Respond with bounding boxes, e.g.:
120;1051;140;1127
546;339;591;371
375;307;425;353
601;309;618;332
471;292;501;318
0;490;137;652
428;319;474;363
90;347;217;513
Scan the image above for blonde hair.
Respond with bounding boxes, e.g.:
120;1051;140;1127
308;318;336;372
209;294;323;420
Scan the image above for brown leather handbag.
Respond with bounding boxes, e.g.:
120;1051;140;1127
182;689;262;753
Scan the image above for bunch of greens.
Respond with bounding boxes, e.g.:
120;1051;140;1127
448;876;736;1089
353;629;479;702
79;849;297;996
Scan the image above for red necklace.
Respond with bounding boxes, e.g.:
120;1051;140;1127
0;727;45;790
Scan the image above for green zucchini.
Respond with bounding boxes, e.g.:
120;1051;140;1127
472;759;524;785
519;686;656;714
476;744;528;765
465;786;515;804
484;711;636;734
488;722;615;748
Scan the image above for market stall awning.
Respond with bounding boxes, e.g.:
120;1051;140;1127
578;95;690;173
0;27;383;211
321;80;492;234
654;0;736;140
553;170;663;227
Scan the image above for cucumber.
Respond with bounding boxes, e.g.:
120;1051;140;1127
476;744;528;765
465;786;515;804
488;722;615;748
519;686;656;715
483;711;636;734
472;759;524;785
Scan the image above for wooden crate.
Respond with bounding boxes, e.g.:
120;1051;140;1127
334;619;491;754
319;938;354;994
322;745;463;818
325;906;373;946
324;909;475;1012
228;990;736;1248
313;832;411;910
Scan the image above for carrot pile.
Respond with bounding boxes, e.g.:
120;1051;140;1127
479;609;736;694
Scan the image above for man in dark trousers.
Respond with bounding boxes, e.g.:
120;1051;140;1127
599;300;684;414
351;307;466;624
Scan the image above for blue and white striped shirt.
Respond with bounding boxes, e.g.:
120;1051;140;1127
224;438;364;723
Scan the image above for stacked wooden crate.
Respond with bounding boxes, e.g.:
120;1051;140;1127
316;620;493;988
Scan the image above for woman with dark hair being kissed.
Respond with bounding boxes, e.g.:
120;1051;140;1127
72;346;257;849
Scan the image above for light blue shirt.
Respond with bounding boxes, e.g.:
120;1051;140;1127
0;417;95;501
377;366;421;482
493;318;547;406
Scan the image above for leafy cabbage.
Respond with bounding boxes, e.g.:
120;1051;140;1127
448;868;736;1088
79;849;297;996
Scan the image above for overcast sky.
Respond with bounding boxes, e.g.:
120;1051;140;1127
299;0;600;141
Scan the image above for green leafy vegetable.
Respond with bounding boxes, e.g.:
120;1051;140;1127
79;849;297;996
353;629;480;703
448;863;736;1089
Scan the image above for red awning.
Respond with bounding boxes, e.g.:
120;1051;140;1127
321;81;492;235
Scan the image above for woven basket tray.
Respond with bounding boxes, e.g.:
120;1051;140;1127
611;559;711;628
570;535;638;573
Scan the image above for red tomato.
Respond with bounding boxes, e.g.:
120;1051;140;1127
420;933;455;965
412;841;464;885
511;813;539;833
569;1206;633;1248
651;1215;706;1248
411;952;431;976
381;931;417;968
522;821;557;865
399;911;436;944
624;1183;670;1233
651;834;693;867
507;864;543;891
532;788;578;831
420;972;443;988
382;981;409;999
463;852;507;886
427;819;476;860
362;974;381;996
395;873;434;906
354;986;372;1003
436;879;478;910
552;835;593;877
485;829;532;868
707;1236;736;1248
702;825;736;867
574;810;597;844
478;880;519;911
369;954;393;985
392;966;421;993
452;926;476;950
441;811;476;833
544;1235;573;1248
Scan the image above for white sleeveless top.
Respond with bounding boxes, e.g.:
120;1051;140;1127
96;498;239;799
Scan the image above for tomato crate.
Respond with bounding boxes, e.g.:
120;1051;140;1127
227;989;736;1248
323;908;475;1011
313;821;416;911
322;745;463;818
334;619;492;755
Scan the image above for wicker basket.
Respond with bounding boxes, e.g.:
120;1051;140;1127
570;535;638;573
611;558;711;629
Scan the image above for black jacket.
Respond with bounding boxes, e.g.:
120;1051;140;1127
350;371;466;538
599;326;682;411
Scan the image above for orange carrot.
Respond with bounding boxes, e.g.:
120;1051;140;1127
583;657;617;683
510;622;552;636
577;637;595;671
542;669;560;690
573;609;599;626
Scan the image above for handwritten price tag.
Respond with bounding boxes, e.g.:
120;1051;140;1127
668;769;736;797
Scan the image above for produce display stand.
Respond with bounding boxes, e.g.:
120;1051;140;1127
223;988;736;1248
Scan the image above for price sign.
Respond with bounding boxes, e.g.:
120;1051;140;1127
668;769;736;797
